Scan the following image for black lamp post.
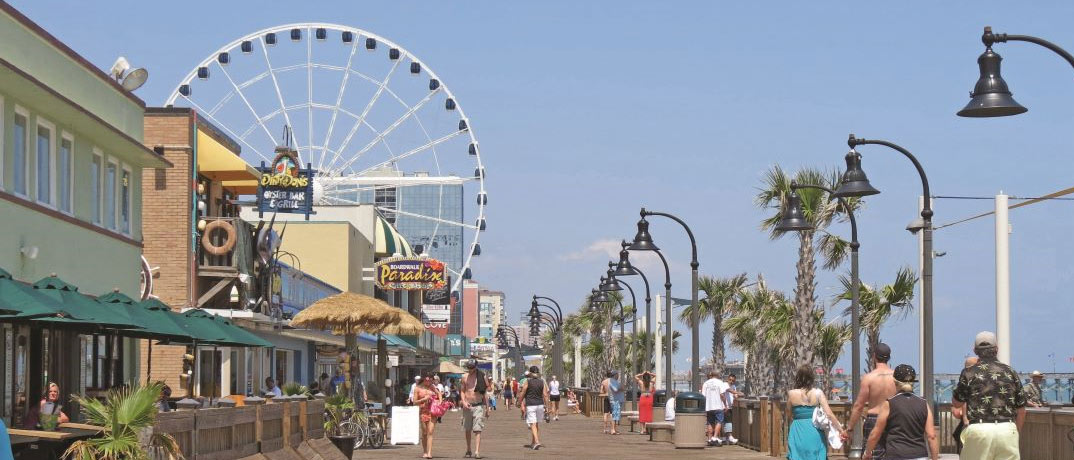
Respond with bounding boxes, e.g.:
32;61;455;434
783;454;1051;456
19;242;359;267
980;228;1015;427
532;295;565;379
779;181;864;457
834;134;934;406
607;263;640;404
958;26;1074;117
630;216;674;391
614;241;653;372
498;326;524;377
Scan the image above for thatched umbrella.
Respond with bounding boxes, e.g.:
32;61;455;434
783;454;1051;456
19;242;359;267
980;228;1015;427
291;292;426;403
437;360;467;374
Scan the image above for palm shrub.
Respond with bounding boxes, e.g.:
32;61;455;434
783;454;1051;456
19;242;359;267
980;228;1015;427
836;266;917;371
281;382;310;397
62;381;181;460
323;393;355;437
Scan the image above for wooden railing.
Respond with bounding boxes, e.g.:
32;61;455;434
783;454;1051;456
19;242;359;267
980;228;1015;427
1020;407;1074;459
152;398;325;460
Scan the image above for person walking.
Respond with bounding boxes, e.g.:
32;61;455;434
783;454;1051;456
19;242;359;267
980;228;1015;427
635;371;655;434
413;373;441;459
701;370;730;446
951;356;978;454
518;366;549;450
460;360;491;459
548;375;561;421
862;364;939;460
952;331;1027;459
786;364;846;460
846;343;897;458
599;371;624;434
489;381;499;411
503;377;514;408
1025;371;1045;407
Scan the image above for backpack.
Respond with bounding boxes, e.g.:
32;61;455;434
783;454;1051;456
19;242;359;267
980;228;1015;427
475;370;487;394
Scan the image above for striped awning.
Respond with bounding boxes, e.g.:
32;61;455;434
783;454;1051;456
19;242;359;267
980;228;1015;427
375;215;413;257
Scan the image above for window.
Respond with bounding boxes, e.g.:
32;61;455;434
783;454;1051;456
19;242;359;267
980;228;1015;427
58;134;72;213
12;109;28;196
36;121;54;206
90;152;102;224
120;167;131;234
105;160;117;229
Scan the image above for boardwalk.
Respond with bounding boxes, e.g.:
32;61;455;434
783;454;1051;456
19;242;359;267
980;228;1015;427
355;408;770;459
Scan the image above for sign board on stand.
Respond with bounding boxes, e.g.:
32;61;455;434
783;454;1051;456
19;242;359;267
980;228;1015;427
391;405;420;445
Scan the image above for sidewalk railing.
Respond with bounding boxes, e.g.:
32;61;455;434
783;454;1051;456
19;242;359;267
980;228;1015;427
152;398;325;459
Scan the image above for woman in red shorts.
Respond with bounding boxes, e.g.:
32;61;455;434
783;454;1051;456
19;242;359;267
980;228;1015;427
635;371;656;434
413;372;440;459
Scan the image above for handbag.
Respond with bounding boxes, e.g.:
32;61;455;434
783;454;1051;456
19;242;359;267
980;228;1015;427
429;394;453;417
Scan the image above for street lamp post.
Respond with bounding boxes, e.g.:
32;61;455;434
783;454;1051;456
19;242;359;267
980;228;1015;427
778;181;867;457
498;326;525;378
957;26;1074;118
635;208;701;390
630;217;674;391
607;263;640;404
834;134;933;404
614;241;653;371
532;295;565;380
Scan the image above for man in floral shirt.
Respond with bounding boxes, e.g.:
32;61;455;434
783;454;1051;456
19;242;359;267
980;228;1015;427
952;331;1026;459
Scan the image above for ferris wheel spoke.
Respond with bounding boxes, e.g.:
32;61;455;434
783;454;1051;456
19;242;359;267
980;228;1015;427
345;129;466;177
317;38;360;172
215;61;279;148
369;208;477;230
259;39;301;155
306;27;315;169
326;58;404;172
342;88;441;168
180;95;273;165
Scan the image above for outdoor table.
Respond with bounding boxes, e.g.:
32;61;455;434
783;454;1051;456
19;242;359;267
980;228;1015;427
9;425;101;460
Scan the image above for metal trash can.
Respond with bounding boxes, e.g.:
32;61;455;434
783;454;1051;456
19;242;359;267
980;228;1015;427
673;391;707;449
651;390;667;422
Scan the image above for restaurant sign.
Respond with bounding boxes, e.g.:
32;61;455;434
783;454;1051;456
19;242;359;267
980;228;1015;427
257;148;315;220
374;257;447;290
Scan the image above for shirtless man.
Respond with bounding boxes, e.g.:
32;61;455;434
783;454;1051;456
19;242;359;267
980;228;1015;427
460;360;492;458
846;343;897;459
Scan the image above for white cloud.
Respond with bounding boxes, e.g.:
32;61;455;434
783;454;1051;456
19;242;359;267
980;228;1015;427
558;238;624;261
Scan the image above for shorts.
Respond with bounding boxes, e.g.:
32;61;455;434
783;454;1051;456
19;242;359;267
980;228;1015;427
610;399;622;421
863;414;886;458
525;405;545;425
724;409;733;432
706;409;725;425
549;394;560;402
462;405;487;432
603;398;612;414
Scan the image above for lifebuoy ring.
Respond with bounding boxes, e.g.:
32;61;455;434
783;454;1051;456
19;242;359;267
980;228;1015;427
201;220;237;255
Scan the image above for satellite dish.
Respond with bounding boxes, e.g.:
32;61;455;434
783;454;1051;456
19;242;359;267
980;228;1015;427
121;68;149;91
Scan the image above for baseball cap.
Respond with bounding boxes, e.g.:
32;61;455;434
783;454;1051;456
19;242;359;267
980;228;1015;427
528;365;540;375
465;360;477;369
414;375;422;382
974;331;997;348
893;364;917;383
873;343;891;360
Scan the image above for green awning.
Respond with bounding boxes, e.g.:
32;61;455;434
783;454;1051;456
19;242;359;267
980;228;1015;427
181;309;272;347
31;276;142;330
383;334;416;350
98;292;191;342
0;268;72;319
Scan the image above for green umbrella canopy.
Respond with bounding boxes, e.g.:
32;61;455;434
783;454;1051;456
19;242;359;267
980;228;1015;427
0;268;72;319
98;292;191;342
31;275;142;330
181;309;272;348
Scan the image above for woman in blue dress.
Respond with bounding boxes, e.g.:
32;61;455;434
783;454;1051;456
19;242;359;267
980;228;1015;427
786;365;845;459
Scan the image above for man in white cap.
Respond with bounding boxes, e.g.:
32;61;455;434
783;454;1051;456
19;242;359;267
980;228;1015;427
1025;371;1045;407
408;374;423;404
952;331;1027;459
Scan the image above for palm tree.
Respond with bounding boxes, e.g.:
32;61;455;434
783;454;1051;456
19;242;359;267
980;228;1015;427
63;381;181;460
816;320;851;395
755;166;860;369
724;276;797;396
836;266;917;370
678;273;748;375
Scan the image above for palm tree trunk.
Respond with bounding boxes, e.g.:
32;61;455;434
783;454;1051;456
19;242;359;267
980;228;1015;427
712;316;725;375
793;231;819;368
866;328;880;372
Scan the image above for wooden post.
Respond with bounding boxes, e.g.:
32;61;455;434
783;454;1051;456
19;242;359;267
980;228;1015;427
759;397;770;454
299;400;308;441
281;398;292;447
254;403;263;451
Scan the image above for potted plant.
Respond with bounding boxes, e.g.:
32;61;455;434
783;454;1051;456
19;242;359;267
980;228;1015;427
62;381;182;460
281;382;310;399
323;393;357;458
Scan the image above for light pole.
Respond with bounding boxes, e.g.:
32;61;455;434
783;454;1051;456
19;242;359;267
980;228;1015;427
957;26;1073;118
630;216;674;391
634;208;701;390
834;134;932;404
498;326;524;378
779;181;867;457
532;295;564;379
614;241;653;372
607;263;640;404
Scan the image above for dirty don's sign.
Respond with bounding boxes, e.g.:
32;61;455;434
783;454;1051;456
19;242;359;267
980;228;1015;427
374;257;447;290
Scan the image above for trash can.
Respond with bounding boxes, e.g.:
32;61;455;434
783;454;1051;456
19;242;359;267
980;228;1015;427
673;391;707;449
651;390;667;422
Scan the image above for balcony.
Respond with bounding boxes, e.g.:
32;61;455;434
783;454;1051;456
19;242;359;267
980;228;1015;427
195;217;255;309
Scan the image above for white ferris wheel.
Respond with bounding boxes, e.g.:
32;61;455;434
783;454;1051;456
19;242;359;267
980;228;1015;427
165;23;486;291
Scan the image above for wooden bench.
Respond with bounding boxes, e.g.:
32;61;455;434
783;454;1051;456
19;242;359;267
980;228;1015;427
628;415;640;432
647;421;674;443
619;410;638;427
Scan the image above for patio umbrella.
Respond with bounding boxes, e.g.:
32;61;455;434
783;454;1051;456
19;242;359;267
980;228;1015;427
0;268;72;319
437;361;467;374
98;293;195;382
180;309;272;347
31;275;142;330
377;309;426;336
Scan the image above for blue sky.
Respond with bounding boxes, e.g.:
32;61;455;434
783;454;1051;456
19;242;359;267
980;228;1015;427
15;1;1074;374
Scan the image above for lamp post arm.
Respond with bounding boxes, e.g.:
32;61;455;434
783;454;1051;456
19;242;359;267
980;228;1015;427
617;279;638;318
641;209;699;268
632;265;652;303
848;135;932;220
534;296;564;323
985;28;1074;70
792;183;859;247
655;249;671;289
537;304;563;326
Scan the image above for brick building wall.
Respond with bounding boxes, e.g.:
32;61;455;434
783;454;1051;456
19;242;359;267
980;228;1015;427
139;109;195;395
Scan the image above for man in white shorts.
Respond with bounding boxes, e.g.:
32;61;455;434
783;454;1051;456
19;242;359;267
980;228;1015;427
518;366;549;450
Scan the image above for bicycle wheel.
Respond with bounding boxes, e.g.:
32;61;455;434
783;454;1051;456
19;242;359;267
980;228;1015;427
338;420;366;448
368;423;384;449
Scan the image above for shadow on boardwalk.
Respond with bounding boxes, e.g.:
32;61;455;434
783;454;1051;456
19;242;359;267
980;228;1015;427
354;409;771;459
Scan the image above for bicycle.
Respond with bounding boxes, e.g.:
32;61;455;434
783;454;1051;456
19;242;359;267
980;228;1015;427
337;407;386;449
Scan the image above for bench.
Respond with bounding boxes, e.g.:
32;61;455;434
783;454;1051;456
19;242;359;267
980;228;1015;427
619;411;638;427
648;421;674;443
628;415;640;432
